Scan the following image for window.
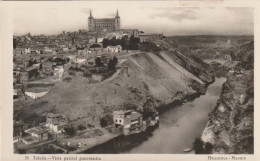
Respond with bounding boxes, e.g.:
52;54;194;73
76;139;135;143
119;120;121;123
115;119;117;122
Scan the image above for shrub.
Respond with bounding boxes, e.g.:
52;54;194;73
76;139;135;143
95;57;103;67
107;56;118;71
100;115;113;127
77;124;86;131
193;137;205;154
205;142;214;154
64;126;76;136
193;138;214;154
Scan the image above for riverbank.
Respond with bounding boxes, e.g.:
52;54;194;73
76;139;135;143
72;77;226;154
201;41;254;154
68;87;205;154
201;70;253;154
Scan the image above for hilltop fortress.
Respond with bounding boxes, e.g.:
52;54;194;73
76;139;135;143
88;10;120;32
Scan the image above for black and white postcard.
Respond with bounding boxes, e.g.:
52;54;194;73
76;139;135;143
0;1;259;161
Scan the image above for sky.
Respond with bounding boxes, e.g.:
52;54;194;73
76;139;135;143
13;5;254;36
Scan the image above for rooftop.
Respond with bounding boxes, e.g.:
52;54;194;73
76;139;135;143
26;88;49;93
127;111;142;121
25;127;48;135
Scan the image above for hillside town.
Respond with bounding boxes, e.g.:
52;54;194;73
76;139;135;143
12;8;254;155
13;10;163;154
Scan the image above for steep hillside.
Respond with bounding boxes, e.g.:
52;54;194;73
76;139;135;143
16;50;214;126
201;41;254;154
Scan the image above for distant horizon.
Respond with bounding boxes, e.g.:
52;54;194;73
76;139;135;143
14;7;254;36
13;31;255;37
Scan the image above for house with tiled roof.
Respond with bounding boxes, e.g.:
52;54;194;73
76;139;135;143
22;126;49;144
113;110;143;135
46;113;69;134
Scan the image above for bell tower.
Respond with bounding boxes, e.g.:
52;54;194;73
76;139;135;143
88;10;94;32
115;10;120;31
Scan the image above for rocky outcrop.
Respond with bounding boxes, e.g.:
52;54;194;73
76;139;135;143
169;48;215;85
201;41;254;154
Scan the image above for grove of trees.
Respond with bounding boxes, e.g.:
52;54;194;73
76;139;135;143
94;56;118;71
102;35;140;50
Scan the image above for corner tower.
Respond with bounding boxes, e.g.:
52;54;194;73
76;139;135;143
115;10;120;31
88;10;94;32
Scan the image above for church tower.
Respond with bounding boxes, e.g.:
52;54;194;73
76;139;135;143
115;10;120;31
88;10;94;32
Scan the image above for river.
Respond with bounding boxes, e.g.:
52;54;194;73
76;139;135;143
85;77;226;154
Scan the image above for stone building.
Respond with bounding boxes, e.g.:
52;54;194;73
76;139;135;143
106;45;122;53
113;110;143;135
88;10;120;32
46;113;69;134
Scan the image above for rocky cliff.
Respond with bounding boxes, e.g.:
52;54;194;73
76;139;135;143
201;41;254;154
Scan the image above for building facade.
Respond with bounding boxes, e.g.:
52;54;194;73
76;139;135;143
88;10;120;32
106;45;122;53
113;110;143;135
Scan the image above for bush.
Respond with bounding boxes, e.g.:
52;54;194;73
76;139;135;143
107;56;118;71
102;35;140;50
100;115;113;127
205;142;214;154
193;137;214;154
90;44;102;48
77;124;86;131
95;57;103;67
193;137;205;154
87;124;95;128
64;126;76;136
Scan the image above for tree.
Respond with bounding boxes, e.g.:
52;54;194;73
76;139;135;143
120;35;129;50
113;56;118;65
64;126;76;136
95;57;103;67
107;56;118;71
100;114;113;127
90;43;101;48
143;99;156;120
129;35;140;50
193;138;205;154
77;124;86;131
109;37;117;46
204;142;214;154
102;38;110;48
